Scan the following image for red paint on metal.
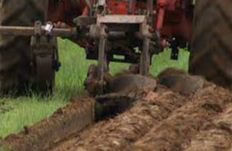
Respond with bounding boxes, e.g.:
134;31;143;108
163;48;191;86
47;0;192;44
107;1;129;14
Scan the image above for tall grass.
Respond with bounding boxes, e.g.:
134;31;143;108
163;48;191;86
0;39;189;138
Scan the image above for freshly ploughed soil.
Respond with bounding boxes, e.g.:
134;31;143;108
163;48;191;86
1;69;232;151
52;72;232;151
51;88;187;151
132;84;232;151
184;104;232;151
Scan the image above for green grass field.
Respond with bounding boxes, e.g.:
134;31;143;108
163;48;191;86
0;39;189;138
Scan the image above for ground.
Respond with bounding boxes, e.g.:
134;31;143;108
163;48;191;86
0;39;189;138
2;71;232;151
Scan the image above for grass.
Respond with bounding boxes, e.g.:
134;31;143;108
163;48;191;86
152;48;189;75
0;39;189;138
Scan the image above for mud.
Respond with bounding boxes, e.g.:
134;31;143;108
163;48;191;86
107;74;157;94
2;69;232;151
132;84;232;151
184;104;232;151
0;97;95;151
158;68;205;96
51;88;187;151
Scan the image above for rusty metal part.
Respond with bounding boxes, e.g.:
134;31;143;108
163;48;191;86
95;93;136;121
87;14;153;75
82;14;154;93
0;25;76;37
79;13;154;94
84;64;113;96
140;19;152;75
140;37;151;75
97;25;108;95
97;15;146;24
74;16;97;27
84;64;98;96
30;28;59;94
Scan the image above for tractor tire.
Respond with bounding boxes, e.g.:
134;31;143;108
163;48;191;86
0;0;52;95
190;0;232;87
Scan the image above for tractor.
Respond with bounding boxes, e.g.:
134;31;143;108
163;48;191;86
0;0;231;95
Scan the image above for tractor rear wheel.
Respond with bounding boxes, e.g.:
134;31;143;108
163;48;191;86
190;0;232;87
0;0;53;95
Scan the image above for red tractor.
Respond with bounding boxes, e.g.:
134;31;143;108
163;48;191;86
0;0;231;95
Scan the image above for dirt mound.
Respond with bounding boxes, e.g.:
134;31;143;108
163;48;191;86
51;69;232;151
158;68;205;96
132;85;232;151
52;88;187;151
107;74;157;94
184;104;232;151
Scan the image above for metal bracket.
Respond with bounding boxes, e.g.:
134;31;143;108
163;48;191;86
30;30;60;92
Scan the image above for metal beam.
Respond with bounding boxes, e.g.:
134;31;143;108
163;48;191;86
0;26;76;37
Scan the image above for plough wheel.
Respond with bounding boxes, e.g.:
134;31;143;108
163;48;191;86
33;55;55;95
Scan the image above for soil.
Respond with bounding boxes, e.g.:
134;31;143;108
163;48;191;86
1;69;232;151
0;97;95;151
51;88;187;151
158;68;205;96
184;104;232;151
132;84;232;151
